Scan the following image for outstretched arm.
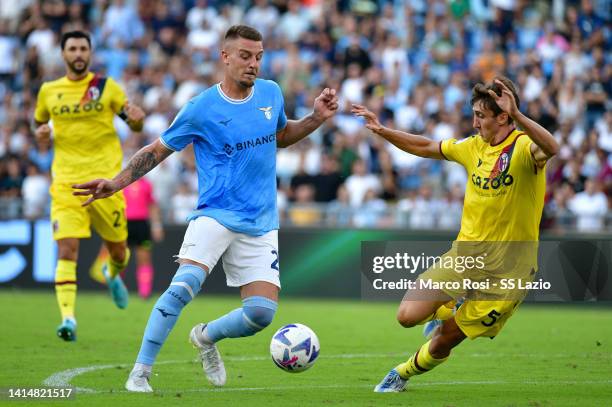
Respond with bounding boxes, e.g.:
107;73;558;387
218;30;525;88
523;113;558;167
276;88;338;148
351;104;443;159
488;79;559;166
73;138;173;206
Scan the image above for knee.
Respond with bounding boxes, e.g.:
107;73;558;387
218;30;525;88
396;308;420;328
169;264;206;301
243;296;278;332
178;258;209;274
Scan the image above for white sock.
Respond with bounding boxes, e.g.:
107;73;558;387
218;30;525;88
196;324;214;345
134;362;152;374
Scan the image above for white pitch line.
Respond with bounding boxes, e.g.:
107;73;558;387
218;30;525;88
43;352;612;394
42;377;612;396
167;379;612;393
469;353;612;358
42;353;405;392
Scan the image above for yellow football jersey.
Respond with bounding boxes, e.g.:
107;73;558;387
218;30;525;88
34;72;127;184
441;129;546;242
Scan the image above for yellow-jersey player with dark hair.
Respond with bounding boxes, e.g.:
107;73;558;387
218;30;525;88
352;75;559;392
34;30;145;342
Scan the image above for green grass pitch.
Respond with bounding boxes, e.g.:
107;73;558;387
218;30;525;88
0;290;610;406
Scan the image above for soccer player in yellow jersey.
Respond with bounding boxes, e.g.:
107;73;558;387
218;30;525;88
352;76;559;392
33;31;145;341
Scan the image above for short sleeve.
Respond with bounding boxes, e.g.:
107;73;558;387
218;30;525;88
274;82;287;131
106;77;127;114
514;134;538;171
160;102;196;151
34;83;50;123
277;101;287;131
440;136;474;169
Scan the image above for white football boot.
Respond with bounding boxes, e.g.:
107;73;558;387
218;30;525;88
125;368;153;393
189;323;227;386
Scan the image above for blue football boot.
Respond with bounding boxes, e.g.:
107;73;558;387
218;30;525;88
374;368;407;392
102;263;128;309
56;318;77;342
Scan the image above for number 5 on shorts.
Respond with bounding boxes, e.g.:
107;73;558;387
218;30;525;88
481;310;501;327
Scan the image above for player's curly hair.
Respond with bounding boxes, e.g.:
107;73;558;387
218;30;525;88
224;25;263;42
470;76;520;124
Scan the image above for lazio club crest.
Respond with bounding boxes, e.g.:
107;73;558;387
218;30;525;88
258;106;272;120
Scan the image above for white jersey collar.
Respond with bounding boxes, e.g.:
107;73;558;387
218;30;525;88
216;82;255;104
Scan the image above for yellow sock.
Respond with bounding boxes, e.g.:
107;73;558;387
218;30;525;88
433;301;456;321
89;247;109;284
415;300;456;325
55;259;77;320
108;247;130;278
395;340;449;379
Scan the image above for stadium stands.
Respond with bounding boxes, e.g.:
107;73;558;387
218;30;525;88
0;0;609;231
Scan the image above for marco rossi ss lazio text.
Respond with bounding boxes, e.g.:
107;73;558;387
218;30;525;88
371;278;552;290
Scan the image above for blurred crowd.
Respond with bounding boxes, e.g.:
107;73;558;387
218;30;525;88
0;0;610;232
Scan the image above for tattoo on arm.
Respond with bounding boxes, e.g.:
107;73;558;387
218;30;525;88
115;144;169;189
128;151;158;181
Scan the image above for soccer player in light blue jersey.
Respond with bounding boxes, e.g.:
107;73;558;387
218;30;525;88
73;25;338;392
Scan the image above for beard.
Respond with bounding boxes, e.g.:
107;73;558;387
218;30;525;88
67;59;89;75
238;71;257;88
238;79;255;88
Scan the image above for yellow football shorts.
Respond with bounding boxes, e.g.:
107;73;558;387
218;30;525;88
453;298;522;339
418;243;535;339
50;182;127;242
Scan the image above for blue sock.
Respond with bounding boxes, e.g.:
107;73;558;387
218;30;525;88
136;264;206;365
206;296;277;342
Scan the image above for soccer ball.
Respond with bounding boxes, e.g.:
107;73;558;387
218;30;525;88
270;323;320;372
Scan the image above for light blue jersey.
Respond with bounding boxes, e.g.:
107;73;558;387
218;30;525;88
160;79;287;236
